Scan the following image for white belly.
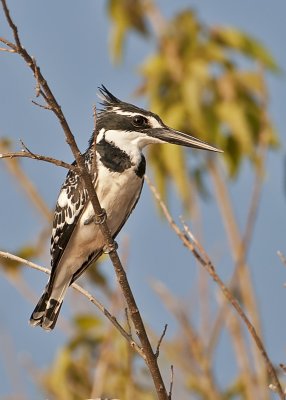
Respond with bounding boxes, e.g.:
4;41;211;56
84;166;142;233
57;165;143;275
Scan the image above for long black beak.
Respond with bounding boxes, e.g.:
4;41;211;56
149;127;223;153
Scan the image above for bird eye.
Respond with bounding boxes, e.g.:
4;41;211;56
132;115;148;127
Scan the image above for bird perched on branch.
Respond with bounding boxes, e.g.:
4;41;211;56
30;85;221;330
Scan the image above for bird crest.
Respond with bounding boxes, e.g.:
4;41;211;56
98;85;121;110
98;85;147;117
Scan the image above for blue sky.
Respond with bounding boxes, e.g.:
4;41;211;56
0;1;286;398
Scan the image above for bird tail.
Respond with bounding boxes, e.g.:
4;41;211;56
29;281;68;331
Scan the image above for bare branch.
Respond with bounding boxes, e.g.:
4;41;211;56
31;100;51;110
19;139;39;158
0;250;144;359
155;324;168;359
125;307;132;337
168;365;174;400
91;104;98;176
1;0;21;48
0;46;15;52
0;150;76;171
145;174;285;399
0;36;17;50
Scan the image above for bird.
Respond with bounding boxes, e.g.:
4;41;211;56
30;85;221;330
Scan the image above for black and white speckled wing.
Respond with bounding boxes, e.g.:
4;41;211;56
50;165;88;274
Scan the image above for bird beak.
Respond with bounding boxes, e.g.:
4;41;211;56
149;127;223;153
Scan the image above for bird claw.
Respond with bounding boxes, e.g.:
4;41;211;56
84;209;107;225
103;241;118;254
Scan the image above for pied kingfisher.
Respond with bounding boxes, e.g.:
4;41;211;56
30;85;221;330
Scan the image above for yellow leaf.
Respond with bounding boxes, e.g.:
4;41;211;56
216;101;253;152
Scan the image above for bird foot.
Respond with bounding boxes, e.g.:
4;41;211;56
84;209;107;225
103;241;118;254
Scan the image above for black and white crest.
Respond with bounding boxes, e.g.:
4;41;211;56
98;85;163;121
98;85;121;109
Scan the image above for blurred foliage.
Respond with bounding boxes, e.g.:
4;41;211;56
108;3;279;203
86;257;109;290
108;0;149;62
0;245;39;276
41;312;154;400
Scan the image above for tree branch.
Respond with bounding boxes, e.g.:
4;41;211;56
0;2;168;398
0;150;76;171
0;250;144;359
155;324;168;359
145;174;285;400
168;365;174;400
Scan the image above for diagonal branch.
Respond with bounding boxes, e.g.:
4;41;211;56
155;324;168;359
0;250;144;359
145;174;285;400
0;2;168;398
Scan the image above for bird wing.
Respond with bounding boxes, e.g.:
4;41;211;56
49;163;90;286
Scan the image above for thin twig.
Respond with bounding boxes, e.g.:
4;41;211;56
31;100;51;110
0;250;144;358
1;0;21;48
168;365;174;400
0;36;16;50
0;46;15;52
0;150;77;171
155;324;168;359
19;139;39;158
145;174;285;399
125;307;132;337
92;104;98;176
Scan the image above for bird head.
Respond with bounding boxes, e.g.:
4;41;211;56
96;85;222;153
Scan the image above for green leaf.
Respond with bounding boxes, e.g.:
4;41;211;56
212;27;279;72
223;135;242;177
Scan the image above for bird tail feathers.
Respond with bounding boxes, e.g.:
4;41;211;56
29;282;68;331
